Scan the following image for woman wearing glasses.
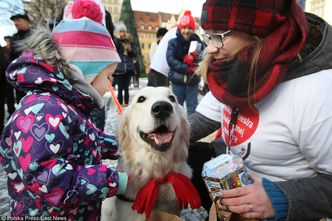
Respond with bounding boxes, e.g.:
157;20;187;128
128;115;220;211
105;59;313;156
190;0;332;220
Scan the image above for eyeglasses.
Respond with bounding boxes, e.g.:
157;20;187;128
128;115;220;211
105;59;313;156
201;30;231;49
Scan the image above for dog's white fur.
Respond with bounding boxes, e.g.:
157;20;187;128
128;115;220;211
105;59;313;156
101;87;192;221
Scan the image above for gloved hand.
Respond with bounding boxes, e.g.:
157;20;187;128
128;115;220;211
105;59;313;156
183;54;195;67
183;51;198;67
190;50;198;59
187;65;196;74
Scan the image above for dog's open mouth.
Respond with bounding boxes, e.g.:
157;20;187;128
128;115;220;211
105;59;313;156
139;125;175;152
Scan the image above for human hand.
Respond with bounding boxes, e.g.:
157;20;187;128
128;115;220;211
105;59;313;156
219;173;276;219
190;50;198;58
183;54;195;67
187;66;196;74
123;42;131;52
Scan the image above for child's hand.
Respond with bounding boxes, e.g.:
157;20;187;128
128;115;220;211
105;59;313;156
117;167;131;184
187;66;196;74
183;54;195;67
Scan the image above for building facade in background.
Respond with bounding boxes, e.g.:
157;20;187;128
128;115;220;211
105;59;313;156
102;0;123;23
133;11;179;70
305;0;332;24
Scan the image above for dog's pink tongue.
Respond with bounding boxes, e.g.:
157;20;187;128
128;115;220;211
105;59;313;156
149;133;173;144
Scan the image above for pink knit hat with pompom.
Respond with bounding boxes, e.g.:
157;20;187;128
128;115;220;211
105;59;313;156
53;0;120;80
72;0;103;24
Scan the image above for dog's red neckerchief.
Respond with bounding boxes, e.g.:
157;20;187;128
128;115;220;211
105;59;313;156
132;172;201;219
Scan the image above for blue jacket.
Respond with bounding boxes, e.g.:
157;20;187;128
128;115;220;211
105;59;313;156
166;29;204;85
166;30;204;74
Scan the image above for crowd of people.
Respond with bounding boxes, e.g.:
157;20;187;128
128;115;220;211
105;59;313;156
1;0;332;220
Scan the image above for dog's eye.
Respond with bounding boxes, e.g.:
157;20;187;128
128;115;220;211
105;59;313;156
168;95;176;103
137;96;146;103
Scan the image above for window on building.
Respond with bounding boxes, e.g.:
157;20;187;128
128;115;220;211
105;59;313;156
141;25;144;30
141;43;145;49
148;26;152;31
310;0;325;18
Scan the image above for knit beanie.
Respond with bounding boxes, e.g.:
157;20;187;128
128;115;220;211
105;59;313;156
178;10;196;31
53;0;120;82
202;0;308;107
63;0;106;25
201;0;302;38
114;21;127;33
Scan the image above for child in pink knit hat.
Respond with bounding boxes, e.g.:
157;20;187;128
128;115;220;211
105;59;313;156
1;0;128;220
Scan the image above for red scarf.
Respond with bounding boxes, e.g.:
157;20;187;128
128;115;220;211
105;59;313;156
207;2;308;108
132;172;201;219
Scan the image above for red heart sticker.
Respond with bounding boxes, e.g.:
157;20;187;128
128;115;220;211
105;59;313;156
223;106;259;147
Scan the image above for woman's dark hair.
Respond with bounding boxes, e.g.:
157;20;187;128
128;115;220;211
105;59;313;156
156;27;168;38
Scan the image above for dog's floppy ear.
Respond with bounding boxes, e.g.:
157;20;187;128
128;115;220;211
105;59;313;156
174;106;190;163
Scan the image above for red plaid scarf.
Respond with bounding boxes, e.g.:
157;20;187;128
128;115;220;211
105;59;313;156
207;2;308;108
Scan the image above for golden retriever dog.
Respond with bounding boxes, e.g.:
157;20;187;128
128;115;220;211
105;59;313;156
101;87;194;221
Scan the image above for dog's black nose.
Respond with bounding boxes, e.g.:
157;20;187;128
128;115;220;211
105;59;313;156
151;101;173;119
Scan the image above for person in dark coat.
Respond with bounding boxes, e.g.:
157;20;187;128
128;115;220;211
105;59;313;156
10;13;32;103
166;11;204;115
113;22;136;106
3;36;16;118
0;47;9;134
